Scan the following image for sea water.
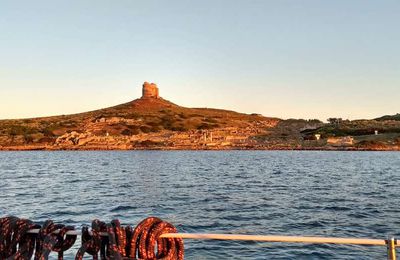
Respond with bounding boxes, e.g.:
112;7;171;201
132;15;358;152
0;151;399;259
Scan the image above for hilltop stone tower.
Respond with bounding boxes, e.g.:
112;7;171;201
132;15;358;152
141;82;159;99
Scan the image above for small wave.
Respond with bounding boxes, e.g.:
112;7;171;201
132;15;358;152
110;205;137;212
323;206;352;211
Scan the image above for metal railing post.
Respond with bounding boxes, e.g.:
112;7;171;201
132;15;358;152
387;237;397;260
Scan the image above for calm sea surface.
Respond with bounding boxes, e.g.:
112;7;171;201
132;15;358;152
0;151;399;259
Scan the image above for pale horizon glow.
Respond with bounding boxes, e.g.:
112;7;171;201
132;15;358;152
0;1;399;121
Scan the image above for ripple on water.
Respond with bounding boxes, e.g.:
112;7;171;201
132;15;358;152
0;150;399;259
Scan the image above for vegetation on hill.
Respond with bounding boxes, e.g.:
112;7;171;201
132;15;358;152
301;119;400;139
375;113;400;121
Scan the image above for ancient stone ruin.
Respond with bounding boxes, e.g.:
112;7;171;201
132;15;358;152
141;82;159;99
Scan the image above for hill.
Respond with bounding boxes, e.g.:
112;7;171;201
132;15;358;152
0;82;399;151
375;113;400;121
0;82;279;150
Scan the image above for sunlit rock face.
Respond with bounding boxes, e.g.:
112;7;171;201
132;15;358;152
141;82;159;99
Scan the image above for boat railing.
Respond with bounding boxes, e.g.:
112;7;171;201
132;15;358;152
27;229;398;259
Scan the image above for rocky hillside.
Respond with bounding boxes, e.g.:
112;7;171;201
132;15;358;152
0;83;399;151
0;83;279;150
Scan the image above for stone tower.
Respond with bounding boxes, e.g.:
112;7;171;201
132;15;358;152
141;82;159;99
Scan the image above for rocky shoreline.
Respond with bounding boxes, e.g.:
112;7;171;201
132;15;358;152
1;83;400;152
1;144;399;152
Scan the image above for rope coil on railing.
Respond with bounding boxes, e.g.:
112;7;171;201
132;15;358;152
0;216;183;260
0;215;398;260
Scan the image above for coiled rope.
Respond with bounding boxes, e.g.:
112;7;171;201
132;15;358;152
130;217;184;260
0;216;39;259
34;220;77;260
0;216;184;260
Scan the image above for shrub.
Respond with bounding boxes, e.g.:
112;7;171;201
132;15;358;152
121;129;132;136
197;123;215;130
140;126;152;133
139;140;163;146
356;140;386;148
147;121;160;127
42;128;55;137
24;134;34;143
126;125;141;134
171;125;188;132
8;125;37;136
150;125;162;132
124;113;140;119
178;113;188;119
203;117;218;124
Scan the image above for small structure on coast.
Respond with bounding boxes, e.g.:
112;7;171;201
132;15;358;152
142;82;159;99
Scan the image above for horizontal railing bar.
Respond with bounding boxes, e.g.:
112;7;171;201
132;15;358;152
26;229;393;247
160;233;389;246
27;229;99;236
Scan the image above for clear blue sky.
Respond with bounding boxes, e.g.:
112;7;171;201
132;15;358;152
1;0;399;120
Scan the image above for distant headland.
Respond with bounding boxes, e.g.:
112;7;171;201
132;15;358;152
0;82;399;151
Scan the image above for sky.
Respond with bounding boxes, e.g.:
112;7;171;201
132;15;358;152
0;0;399;120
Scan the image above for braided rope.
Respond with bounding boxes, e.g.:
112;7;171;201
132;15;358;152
1;216;184;260
75;219;107;260
8;218;39;260
34;220;77;260
0;216;39;259
131;217;184;260
52;225;77;260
